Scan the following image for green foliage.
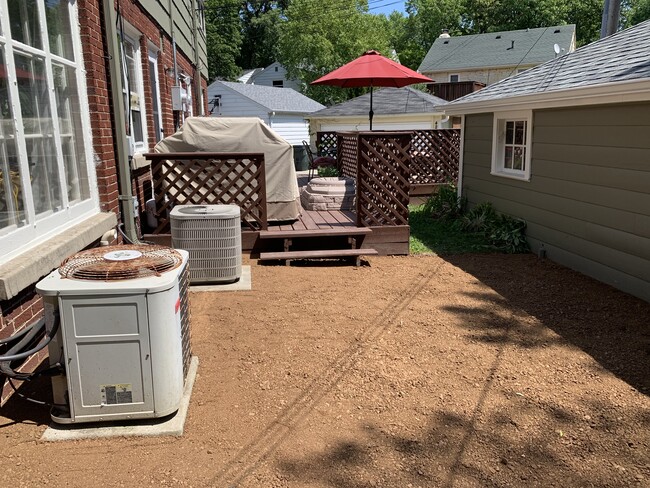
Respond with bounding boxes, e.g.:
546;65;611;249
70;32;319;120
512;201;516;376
238;1;288;70
422;183;466;221
488;214;529;254
458;201;497;233
627;0;650;27
278;0;392;105
409;205;492;255
205;0;242;81
317;166;340;177
415;193;529;255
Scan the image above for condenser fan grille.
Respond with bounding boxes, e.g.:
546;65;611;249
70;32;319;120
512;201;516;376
59;245;184;281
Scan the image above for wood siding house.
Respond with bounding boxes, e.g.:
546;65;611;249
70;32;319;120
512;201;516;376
307;87;448;135
419;25;576;87
444;20;650;302
206;81;324;146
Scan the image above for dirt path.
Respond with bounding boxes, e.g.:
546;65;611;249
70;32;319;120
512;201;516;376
1;254;649;487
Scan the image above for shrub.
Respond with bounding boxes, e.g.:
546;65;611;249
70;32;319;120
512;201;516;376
458;202;497;233
488;214;529;253
317;166;340;177
423;183;466;221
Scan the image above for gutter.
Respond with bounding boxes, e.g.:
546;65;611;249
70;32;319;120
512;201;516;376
442;78;650;115
102;0;139;244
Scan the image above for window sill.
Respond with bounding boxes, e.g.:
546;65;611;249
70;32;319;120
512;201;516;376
490;170;530;182
0;212;117;300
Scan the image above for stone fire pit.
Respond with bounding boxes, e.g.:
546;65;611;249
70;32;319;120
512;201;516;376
300;176;355;211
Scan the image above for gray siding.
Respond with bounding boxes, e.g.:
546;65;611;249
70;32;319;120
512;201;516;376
251;63;301;91
206;84;270;123
462;103;650;302
139;0;208;78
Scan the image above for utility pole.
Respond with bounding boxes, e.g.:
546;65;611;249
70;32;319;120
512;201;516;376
601;0;622;38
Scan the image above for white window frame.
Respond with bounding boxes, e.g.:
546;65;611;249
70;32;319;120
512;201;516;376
120;25;148;153
491;110;532;181
449;74;459;82
0;0;98;263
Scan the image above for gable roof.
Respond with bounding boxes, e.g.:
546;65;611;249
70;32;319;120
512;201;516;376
210;81;325;113
418;25;576;74
444;19;650;113
237;68;263;84
308;87;447;118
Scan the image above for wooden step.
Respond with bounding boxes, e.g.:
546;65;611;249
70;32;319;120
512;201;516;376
259;248;378;265
259;227;371;239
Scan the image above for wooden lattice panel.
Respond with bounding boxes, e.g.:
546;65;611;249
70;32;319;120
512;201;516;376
145;152;268;233
337;133;359;179
410;129;460;184
356;133;411;227
316;131;338;158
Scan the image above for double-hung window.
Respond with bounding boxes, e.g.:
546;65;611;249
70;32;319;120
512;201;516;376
0;0;96;262
121;34;147;153
491;110;532;181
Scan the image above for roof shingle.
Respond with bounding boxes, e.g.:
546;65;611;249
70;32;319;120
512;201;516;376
210;81;325;113
418;25;575;74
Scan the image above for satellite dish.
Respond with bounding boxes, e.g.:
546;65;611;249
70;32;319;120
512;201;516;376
553;43;561;54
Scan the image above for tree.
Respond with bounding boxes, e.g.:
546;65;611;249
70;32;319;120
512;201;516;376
380;11;423;70
238;1;289;69
278;0;392;105
205;0;243;81
406;0;465;62
626;0;650;26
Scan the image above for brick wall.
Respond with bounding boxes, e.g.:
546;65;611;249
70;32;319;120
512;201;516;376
1;0;207;406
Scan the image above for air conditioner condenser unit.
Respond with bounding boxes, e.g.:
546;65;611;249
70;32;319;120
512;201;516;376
170;204;242;284
36;245;192;424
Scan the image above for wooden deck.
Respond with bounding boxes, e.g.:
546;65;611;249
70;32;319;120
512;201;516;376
268;208;357;232
243;207;409;256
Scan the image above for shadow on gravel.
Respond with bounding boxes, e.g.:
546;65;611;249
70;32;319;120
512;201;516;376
0;365;52;427
441;253;650;394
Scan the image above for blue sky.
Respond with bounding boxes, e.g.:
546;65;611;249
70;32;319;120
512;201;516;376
368;0;407;15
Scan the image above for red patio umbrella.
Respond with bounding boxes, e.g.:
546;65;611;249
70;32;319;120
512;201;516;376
311;50;432;130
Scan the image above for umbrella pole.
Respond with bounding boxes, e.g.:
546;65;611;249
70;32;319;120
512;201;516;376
369;85;374;131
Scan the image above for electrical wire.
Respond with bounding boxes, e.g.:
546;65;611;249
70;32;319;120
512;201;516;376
7;377;67;408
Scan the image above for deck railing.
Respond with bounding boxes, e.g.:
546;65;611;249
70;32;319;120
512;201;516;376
143;152;268;233
321;129;460;195
337;132;411;227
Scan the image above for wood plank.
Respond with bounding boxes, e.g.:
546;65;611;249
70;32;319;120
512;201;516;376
330;210;355;225
309;210;330;228
259;248;378;260
299;210;321;230
291;219;307;231
259;227;372;239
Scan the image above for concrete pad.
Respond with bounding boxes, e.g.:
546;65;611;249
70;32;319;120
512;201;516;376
190;265;251;292
41;356;199;441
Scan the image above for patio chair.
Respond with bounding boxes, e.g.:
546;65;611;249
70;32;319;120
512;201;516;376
302;140;337;180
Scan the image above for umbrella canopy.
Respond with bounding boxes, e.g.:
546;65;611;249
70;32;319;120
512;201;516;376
311;50;432;129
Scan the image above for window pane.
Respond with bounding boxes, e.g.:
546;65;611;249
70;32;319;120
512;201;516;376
45;0;75;60
8;0;43;50
15;53;63;216
504;146;513;169
53;63;89;202
513;147;525;170
505;121;514;144
132;109;143;143
0;49;27;230
515;121;526;145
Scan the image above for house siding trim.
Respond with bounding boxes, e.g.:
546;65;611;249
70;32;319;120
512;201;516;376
445;78;650;115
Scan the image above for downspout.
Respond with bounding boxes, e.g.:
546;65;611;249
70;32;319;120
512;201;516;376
456;115;466;200
191;0;204;115
102;0;140;244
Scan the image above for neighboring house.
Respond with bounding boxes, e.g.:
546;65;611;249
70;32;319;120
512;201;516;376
419;25;576;87
307;87;448;134
0;0;207;404
237;68;264;84
443;19;650;302
206;81;324;146
244;62;302;92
